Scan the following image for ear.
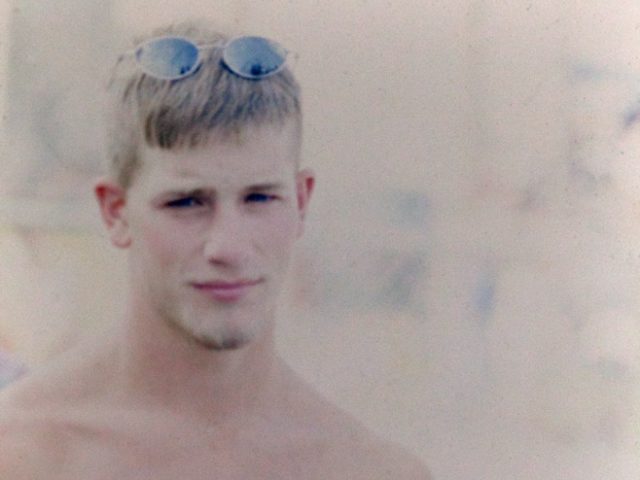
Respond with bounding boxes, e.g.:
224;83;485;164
94;176;132;249
295;168;315;237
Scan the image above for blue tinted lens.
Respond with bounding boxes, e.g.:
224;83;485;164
223;36;286;79
136;37;200;79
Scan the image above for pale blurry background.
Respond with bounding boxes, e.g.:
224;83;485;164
1;1;640;478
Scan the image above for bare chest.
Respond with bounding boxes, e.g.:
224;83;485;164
23;427;362;480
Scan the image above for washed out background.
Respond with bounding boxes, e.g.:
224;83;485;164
1;1;639;478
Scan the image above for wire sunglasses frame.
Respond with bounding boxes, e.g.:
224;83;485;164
119;35;293;81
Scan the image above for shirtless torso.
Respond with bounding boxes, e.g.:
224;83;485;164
0;340;430;480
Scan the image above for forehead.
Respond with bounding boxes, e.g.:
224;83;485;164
135;123;300;190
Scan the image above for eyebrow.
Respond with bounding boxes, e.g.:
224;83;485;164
160;182;286;197
245;182;286;191
161;188;214;198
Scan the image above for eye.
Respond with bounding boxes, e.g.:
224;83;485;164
245;193;275;203
166;196;205;208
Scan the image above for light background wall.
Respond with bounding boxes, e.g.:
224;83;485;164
1;1;640;479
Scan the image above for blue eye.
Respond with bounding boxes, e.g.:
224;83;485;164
246;193;274;203
166;197;204;208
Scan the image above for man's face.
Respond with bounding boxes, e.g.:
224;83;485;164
99;122;313;350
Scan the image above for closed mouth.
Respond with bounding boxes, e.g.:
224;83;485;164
190;279;263;302
191;279;262;289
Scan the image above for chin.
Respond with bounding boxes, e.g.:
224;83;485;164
193;330;253;351
169;309;262;352
160;291;276;352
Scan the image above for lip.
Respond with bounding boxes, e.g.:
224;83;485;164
190;279;262;302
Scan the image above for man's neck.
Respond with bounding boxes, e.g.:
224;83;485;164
108;301;288;428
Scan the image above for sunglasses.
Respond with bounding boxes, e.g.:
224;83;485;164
126;35;291;81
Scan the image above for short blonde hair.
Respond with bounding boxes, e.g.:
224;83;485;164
106;22;301;189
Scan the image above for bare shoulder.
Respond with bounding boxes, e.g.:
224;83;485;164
0;357;108;479
285;376;432;479
0;385;59;479
324;415;432;480
356;435;433;480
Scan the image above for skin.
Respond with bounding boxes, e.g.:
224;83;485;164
0;121;431;479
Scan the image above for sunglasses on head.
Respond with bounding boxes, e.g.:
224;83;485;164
125;35;291;81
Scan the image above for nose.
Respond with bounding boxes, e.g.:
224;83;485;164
203;205;250;268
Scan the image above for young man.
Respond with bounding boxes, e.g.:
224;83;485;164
0;23;431;479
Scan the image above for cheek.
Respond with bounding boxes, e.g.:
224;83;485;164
256;210;300;256
133;216;195;269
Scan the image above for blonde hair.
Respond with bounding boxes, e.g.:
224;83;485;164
106;22;301;189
